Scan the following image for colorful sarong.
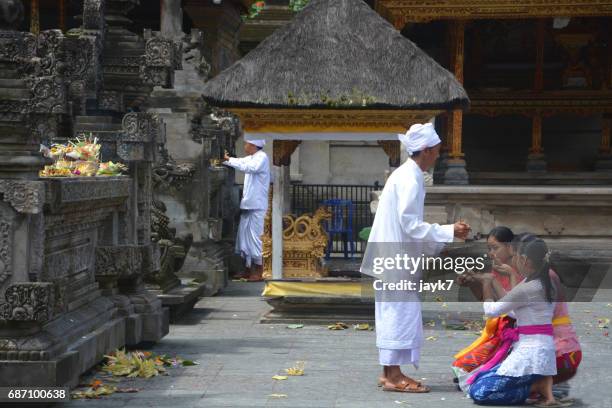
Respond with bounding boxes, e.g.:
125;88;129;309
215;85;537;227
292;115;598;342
469;363;541;405
554;350;582;384
453;316;514;373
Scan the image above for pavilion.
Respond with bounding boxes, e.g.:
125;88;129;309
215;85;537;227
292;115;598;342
201;0;469;283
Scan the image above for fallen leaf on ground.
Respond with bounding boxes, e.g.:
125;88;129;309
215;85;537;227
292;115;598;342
71;385;116;399
115;388;140;393
287;324;304;329
426;320;436;327
354;323;370;331
328;322;349;330
598;318;610;329
285;361;305;376
272;375;288;380
394;401;411;405
269;394;288;398
446;323;467;330
426;336;437;341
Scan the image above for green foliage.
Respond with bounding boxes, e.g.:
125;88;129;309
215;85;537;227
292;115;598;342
289;0;309;12
241;1;266;21
287;89;377;107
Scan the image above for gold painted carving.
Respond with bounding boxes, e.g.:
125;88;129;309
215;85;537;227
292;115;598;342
378;140;401;167
377;0;612;27
228;108;441;132
262;200;332;280
273;140;301;166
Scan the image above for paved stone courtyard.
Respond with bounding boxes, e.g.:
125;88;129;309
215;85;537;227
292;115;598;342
57;282;612;408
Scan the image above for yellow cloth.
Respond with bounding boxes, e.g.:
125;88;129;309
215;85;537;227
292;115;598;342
261;280;372;298
553;315;571;326
453;317;500;360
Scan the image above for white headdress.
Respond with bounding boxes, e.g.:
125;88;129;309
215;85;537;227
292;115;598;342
398;123;441;156
246;139;266;148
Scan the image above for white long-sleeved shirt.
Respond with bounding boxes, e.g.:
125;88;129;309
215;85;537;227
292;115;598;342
224;150;270;210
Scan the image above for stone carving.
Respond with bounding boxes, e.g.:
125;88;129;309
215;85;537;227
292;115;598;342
0;220;11;285
152;148;196;192
0;180;45;214
0;30;37;75
148;199;191;291
26;76;68;114
0;283;54;323
96;246;144;278
83;0;105;31
29;114;60;145
53;178;130;204
140;37;178;88
182;29;211;80
98;90;123;111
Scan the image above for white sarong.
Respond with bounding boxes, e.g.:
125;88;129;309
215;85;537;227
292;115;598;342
236;209;266;267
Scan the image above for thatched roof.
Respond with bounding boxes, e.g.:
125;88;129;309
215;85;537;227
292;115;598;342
201;0;469;110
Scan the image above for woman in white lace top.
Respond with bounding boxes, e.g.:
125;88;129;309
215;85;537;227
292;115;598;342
469;238;568;407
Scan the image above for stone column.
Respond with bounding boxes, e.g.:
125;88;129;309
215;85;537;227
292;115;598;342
595;114;612;171
161;0;183;39
444;20;469;185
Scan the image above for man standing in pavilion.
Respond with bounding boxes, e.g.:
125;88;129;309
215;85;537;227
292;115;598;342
361;123;470;393
224;139;270;281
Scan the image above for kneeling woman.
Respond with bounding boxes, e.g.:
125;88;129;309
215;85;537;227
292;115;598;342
469;239;566;407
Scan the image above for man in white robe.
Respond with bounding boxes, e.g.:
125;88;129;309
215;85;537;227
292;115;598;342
361;123;470;393
224;139;270;281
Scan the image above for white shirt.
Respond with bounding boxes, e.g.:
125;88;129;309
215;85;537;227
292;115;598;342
365;158;454;246
484;278;557;377
224;150;270;210
361;159;454;358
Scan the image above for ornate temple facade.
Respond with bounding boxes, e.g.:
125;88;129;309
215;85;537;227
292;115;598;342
0;0;244;385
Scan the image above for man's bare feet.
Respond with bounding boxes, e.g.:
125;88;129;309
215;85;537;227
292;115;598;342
246;264;264;281
381;366;430;393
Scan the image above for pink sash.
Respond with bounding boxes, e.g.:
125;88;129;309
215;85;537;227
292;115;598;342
466;324;553;385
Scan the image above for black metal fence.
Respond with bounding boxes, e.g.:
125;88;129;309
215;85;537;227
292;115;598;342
291;183;380;255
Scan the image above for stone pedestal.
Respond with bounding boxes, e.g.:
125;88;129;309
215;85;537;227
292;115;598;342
443;158;469;185
527;152;548;172
433;150;449;184
595;153;612;172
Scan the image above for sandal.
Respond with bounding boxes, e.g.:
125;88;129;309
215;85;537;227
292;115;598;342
534;399;573;408
382;379;430;393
